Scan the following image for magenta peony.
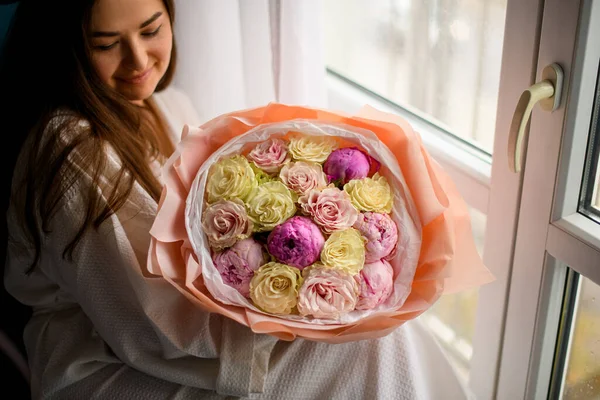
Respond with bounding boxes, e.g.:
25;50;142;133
298;187;359;233
297;265;359;319
247;138;291;174
267;216;324;269
201;199;253;250
353;212;398;262
354;260;394;310
323;147;380;185
212;238;268;297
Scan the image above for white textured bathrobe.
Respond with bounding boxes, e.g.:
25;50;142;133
4;86;470;400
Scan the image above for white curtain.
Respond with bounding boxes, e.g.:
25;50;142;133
172;0;327;124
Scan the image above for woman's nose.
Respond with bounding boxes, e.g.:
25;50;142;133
122;40;147;72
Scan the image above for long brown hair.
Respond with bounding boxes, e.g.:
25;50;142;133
0;0;177;273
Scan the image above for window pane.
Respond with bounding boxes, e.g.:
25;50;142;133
561;275;600;399
323;0;508;154
590;165;600;212
419;207;486;382
580;62;600;218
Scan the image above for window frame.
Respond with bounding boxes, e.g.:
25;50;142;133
496;0;600;398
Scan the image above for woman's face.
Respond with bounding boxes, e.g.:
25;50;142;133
89;0;172;105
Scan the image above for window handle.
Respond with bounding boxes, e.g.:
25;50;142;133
508;63;564;173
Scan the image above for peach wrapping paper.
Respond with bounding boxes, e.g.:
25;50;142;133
147;103;495;344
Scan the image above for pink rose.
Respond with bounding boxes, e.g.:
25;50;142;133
353;212;398;262
297;265;359;319
247;138;291;174
354;260;394;310
201;199;253;250
213;238;268;297
298;187;358;233
279;161;328;196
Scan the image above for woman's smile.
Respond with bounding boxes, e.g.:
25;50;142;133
117;67;153;85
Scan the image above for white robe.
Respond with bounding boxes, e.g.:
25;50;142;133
4;86;471;400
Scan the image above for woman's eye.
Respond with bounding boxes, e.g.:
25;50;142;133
142;25;162;37
94;42;118;51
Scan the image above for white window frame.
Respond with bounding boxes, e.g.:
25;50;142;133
497;0;600;398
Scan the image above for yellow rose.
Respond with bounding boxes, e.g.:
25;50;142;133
245;181;297;231
250;262;303;314
320;228;366;275
206;155;257;203
288;135;337;163
343;173;393;213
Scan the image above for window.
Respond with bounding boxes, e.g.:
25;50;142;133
322;1;597;398
558;274;600;399
323;0;507;385
323;0;508;153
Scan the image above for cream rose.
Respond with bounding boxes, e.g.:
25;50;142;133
343;173;393;213
245;181;297;231
279;161;328;196
320;228;366;275
298;187;358;233
206;155;257;203
288;136;338;163
201;199;253;250
250;262;303;314
297;264;359;319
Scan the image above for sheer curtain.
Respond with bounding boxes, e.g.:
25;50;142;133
172;0;327;124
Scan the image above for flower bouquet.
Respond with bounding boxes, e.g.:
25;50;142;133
147;103;493;343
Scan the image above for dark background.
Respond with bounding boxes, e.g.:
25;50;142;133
1;2;32;398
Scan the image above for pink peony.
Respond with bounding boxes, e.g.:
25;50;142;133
353;212;398;262
298;187;358;233
201;199;253;250
267;216;324;269
297;265;359;319
247;138;291;174
279;161;328;196
354;260;394;310
323;147;380;185
213;238;268;297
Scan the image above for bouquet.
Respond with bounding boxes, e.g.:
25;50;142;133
197;129;416;322
147;103;493;343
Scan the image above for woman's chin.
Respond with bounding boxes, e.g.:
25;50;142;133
121;86;156;104
116;79;159;103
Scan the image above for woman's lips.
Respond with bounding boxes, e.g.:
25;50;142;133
118;68;152;85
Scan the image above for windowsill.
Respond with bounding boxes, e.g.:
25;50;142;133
326;72;492;214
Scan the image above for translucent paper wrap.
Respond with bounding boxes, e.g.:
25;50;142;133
147;103;494;343
186;121;421;325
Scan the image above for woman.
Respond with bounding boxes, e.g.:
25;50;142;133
2;0;469;399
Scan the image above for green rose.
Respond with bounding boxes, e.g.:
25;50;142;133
250;162;276;185
206;155;257;203
246;181;297;232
